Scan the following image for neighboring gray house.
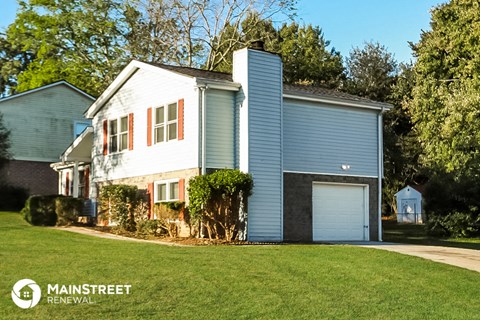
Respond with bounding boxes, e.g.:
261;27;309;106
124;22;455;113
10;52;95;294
0;81;94;195
58;45;391;242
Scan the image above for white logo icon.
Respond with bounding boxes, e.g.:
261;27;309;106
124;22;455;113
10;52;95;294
11;279;41;309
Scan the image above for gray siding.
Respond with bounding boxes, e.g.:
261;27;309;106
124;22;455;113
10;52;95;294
234;49;283;242
0;84;93;161
206;89;235;169
283;99;379;177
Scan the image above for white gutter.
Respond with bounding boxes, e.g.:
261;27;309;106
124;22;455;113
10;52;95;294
377;108;384;241
283;93;391;111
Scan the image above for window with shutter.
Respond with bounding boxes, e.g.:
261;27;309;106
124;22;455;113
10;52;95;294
107;115;130;153
153;100;181;144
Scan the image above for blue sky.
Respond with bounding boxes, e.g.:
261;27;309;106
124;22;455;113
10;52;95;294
0;0;445;63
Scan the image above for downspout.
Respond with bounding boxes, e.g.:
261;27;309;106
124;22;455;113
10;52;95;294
378;108;384;241
199;85;208;239
200;86;208;175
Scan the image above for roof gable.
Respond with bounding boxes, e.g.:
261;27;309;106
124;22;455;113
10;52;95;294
0;81;95;104
86;59;393;118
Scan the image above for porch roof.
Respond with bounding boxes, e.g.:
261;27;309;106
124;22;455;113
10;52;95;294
60;126;93;163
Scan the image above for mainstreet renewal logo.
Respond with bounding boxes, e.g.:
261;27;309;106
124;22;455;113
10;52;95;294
11;279;132;308
11;279;41;309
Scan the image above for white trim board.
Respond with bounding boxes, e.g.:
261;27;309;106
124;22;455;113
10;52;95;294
283;170;378;179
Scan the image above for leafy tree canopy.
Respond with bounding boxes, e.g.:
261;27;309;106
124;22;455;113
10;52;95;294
212;15;344;88
345;41;398;102
408;0;480;178
0;0;296;96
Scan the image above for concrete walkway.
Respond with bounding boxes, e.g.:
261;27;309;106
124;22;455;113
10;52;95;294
54;226;189;246
350;242;480;273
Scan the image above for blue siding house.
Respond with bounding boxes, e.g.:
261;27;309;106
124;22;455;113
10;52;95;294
58;44;391;242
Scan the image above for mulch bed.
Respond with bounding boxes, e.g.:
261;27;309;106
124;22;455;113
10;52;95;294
89;225;276;246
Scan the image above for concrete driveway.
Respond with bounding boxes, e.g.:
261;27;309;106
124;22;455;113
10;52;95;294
351;242;480;273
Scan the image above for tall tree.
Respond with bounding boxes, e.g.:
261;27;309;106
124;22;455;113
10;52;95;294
345;42;421;213
383;63;424;212
126;0;296;69
345;41;398;101
408;0;480;178
1;0;296;96
1;0;131;96
277;23;344;87
211;17;344;88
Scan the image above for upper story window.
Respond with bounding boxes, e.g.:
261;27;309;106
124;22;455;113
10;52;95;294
154;102;177;144
109;116;128;153
103;113;134;156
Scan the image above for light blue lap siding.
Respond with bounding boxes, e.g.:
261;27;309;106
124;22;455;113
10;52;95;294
283;99;379;177
233;48;283;242
206;89;235;169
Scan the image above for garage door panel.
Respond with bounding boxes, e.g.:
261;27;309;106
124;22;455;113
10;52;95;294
312;184;368;241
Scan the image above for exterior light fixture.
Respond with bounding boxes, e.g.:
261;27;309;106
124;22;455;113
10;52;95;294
341;164;351;171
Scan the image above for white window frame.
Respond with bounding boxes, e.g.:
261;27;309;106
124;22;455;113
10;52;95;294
108;115;129;153
154;102;178;144
154;179;180;203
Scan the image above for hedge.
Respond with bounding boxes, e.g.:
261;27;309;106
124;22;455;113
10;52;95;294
21;195;84;226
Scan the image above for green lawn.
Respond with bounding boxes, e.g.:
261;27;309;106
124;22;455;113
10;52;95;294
1;212;479;320
383;219;480;250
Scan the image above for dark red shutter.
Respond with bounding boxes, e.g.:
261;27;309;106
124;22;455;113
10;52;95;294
128;113;134;150
178;99;184;140
147;108;152;146
103;120;108;155
65;172;70;196
147;182;154;219
178;178;185;201
84;167;90;199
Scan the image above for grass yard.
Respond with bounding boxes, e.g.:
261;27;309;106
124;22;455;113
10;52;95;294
383;219;480;250
1;212;479;320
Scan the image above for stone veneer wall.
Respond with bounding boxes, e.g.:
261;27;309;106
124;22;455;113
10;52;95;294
95;168;201;237
283;172;379;242
96;167;201;204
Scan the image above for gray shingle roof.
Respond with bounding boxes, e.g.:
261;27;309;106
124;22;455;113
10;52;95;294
283;84;392;107
147;62;233;81
148;62;391;108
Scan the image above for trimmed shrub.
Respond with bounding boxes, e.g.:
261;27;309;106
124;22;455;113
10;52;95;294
98;185;139;231
22;195;59;226
55;197;83;226
152;201;185;237
0;184;29;211
188;169;253;241
136;219;164;237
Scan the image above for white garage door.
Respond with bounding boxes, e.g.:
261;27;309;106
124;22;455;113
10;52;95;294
312;183;368;241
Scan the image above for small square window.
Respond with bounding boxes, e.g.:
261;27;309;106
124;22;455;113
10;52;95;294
155;180;181;203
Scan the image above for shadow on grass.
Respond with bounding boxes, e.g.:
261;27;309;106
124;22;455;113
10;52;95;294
382;219;480;250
